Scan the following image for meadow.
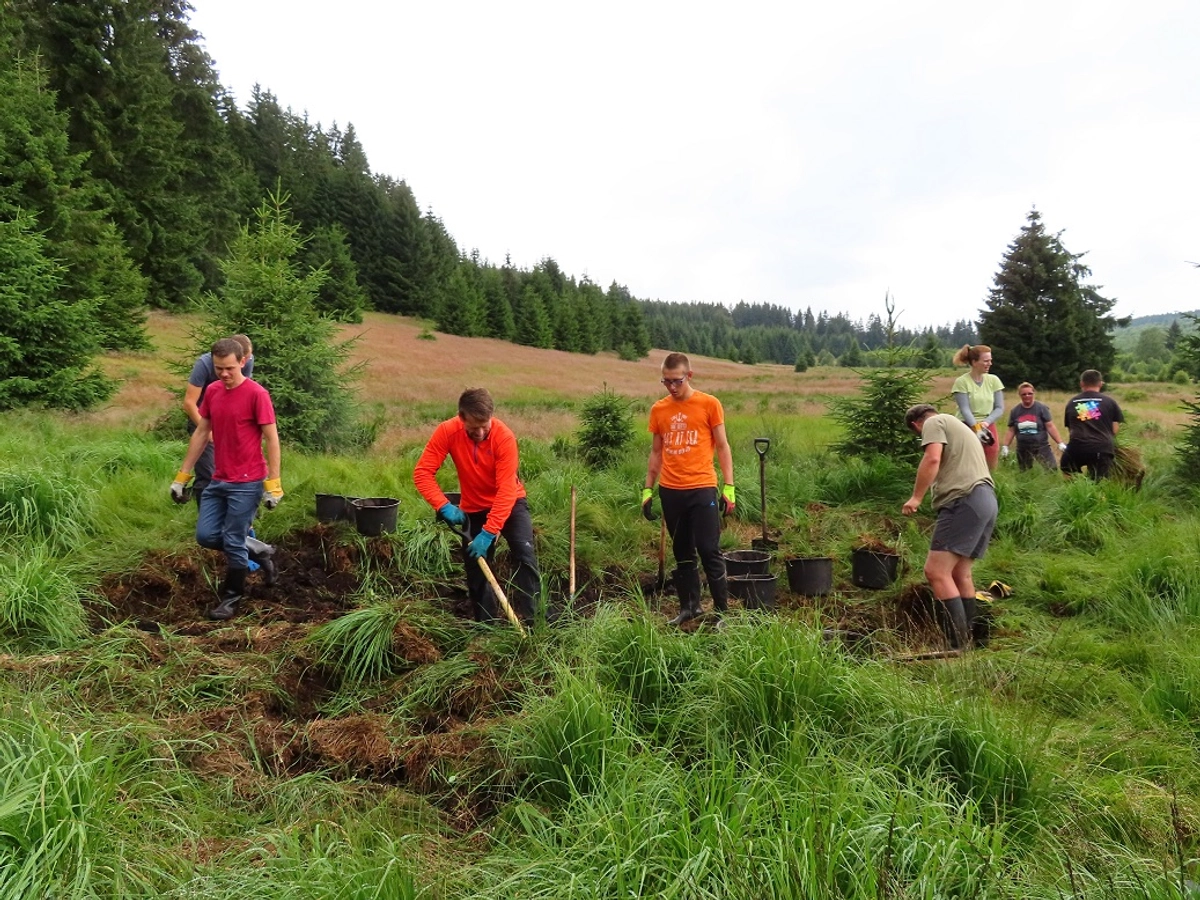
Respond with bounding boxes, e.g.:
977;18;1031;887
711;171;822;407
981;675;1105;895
0;311;1197;898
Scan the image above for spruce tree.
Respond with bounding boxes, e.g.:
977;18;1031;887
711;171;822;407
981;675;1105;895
979;209;1124;390
0;213;113;410
0;35;148;348
437;264;487;337
15;0;242;308
514;284;553;348
300;224;367;323
481;266;516;341
200;192;367;452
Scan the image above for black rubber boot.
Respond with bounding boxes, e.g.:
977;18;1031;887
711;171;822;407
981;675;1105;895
207;567;247;620
968;593;993;647
668;565;703;626
938;597;971;650
246;537;277;587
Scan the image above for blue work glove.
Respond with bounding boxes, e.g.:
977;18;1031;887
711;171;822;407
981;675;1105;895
468;530;496;559
437;503;467;527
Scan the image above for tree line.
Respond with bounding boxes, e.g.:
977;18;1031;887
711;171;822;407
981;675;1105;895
1;1;1132;410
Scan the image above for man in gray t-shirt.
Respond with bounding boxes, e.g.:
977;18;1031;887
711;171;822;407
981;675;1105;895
182;334;254;505
902;405;998;651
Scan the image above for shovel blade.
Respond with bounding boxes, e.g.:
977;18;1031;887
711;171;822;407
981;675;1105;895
752;538;778;551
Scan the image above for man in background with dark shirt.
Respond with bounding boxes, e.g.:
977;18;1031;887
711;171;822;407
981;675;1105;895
1060;370;1124;480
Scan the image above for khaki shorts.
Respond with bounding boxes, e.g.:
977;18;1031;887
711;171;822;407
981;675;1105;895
931;483;997;559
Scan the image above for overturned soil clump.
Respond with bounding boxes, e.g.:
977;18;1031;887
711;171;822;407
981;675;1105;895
95;525;363;631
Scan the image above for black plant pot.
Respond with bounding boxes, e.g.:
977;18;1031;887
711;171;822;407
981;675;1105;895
729;573;777;611
785;556;833;596
722;549;772;577
315;493;358;523
850;549;900;589
352;497;400;537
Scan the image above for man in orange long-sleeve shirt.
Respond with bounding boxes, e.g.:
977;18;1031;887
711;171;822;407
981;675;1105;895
414;388;540;624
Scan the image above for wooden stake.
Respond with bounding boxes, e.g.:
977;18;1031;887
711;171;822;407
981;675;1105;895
889;648;963;663
569;484;577;602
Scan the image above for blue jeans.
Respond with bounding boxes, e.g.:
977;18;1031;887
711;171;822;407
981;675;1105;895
196;480;263;569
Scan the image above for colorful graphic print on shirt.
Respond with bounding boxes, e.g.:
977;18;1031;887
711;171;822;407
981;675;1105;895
1073;399;1103;422
1014;412;1045;438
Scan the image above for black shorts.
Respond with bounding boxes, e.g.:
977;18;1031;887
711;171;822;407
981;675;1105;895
931;483;997;559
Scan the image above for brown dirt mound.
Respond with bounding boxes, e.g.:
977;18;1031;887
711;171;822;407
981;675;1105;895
306;714;401;777
95;525;361;630
402;724;506;830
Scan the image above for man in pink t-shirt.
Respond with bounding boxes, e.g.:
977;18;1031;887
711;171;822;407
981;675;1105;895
173;337;283;620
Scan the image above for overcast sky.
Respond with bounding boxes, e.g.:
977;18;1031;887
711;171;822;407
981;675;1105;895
188;0;1199;329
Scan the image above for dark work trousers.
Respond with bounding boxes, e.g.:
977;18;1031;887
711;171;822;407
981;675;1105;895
1016;440;1057;472
659;486;728;611
464;498;540;624
1060;445;1114;480
190;430;215;506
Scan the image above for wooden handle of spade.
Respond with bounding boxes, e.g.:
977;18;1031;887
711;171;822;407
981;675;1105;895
474;556;527;638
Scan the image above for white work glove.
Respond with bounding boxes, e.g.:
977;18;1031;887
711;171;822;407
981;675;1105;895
1058;442;1067;452
1000;445;1009;458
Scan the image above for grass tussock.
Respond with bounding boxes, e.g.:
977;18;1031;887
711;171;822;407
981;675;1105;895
0;547;88;651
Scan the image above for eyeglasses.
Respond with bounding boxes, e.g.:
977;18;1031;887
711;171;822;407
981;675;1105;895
661;377;687;387
1019;393;1034;398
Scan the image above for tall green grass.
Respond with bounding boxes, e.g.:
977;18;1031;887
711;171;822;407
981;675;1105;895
3;383;1200;898
0;546;88;651
0;468;95;554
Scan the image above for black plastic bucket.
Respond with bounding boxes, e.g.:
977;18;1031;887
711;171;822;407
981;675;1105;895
729;573;777;611
785;556;833;596
316;493;358;523
851;549;900;589
352;497;399;536
722;549;771;577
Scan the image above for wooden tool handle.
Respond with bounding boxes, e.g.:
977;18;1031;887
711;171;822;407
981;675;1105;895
475;556;527;637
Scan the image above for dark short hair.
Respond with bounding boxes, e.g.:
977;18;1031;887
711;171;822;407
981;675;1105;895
231;334;253;356
1080;369;1103;387
211;337;245;361
905;404;938;429
662;352;690;372
458;387;494;420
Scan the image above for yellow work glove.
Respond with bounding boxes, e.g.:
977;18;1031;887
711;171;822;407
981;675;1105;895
170;471;194;504
263;478;284;510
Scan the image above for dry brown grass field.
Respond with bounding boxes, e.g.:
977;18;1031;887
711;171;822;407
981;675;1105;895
94;311;1190;449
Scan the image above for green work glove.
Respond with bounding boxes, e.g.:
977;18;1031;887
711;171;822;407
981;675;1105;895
719;483;735;516
641;487;657;522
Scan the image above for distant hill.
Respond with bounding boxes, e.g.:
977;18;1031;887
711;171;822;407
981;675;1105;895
1111;310;1199;352
1118;311;1200;329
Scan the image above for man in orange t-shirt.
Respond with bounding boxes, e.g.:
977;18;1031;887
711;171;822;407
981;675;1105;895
643;352;736;625
414;388;540;624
